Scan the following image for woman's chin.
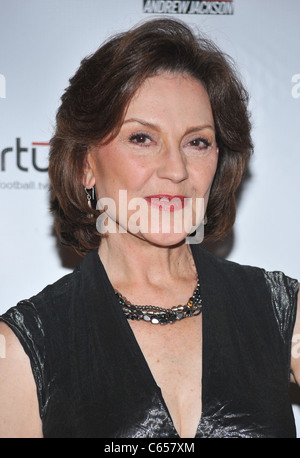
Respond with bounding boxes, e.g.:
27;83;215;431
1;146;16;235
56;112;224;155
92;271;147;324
133;230;190;248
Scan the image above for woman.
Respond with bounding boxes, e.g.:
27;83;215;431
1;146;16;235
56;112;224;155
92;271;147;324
0;18;299;438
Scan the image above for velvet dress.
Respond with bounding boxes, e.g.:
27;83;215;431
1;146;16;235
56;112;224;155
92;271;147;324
1;245;298;438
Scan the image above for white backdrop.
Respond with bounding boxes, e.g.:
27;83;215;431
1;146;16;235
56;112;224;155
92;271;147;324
0;0;299;435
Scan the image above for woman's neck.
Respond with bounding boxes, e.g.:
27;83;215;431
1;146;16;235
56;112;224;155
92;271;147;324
98;232;196;290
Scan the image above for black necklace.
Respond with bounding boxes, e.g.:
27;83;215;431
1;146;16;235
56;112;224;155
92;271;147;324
115;278;202;325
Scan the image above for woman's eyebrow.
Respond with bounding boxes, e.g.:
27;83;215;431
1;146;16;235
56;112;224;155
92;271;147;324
123;118;161;131
123;118;215;133
185;125;215;134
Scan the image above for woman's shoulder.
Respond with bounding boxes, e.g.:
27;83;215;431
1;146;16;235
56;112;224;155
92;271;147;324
1;267;80;326
1;249;99;322
0;267;81;375
195;244;298;288
0;250;101;422
0;251;100;353
195;244;299;343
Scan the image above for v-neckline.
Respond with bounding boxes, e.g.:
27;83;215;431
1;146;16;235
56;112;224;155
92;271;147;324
94;244;206;438
120;314;204;438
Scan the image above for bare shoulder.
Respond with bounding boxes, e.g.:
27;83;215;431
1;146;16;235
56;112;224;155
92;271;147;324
0;321;43;438
291;286;300;386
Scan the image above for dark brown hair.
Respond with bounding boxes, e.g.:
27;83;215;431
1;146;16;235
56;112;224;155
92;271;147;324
49;18;253;254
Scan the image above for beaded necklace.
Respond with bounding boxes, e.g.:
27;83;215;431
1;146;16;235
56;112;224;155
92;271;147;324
115;278;202;325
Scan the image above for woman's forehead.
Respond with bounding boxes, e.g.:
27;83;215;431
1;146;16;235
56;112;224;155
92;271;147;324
123;73;213;128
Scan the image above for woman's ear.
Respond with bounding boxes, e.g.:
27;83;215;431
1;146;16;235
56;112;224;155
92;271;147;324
82;152;96;189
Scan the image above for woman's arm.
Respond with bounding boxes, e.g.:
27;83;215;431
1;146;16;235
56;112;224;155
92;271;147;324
291;287;300;386
0;322;43;438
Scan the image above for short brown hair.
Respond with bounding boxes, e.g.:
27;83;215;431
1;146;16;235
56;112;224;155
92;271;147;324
49;18;253;254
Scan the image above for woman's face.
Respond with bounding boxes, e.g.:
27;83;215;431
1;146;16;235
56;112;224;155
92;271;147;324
84;72;219;247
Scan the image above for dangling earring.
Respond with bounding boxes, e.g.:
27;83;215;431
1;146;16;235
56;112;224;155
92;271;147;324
84;186;95;209
203;214;208;225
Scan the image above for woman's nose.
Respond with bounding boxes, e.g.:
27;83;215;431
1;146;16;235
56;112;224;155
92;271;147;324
156;145;188;183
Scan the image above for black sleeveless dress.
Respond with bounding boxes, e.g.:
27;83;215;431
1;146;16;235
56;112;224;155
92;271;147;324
0;245;298;438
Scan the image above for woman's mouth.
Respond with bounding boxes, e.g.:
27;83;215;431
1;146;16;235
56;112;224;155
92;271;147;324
144;195;188;212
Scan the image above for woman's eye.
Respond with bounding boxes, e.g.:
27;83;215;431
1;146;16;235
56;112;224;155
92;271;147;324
188;138;211;149
129;133;152;145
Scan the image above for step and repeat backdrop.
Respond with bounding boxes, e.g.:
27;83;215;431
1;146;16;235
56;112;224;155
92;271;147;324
0;0;299;433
